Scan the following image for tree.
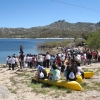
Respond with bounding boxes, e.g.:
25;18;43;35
86;30;100;49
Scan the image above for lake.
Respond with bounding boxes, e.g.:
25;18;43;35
0;38;73;64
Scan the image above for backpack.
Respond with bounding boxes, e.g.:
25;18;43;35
55;73;60;81
40;72;44;78
69;72;75;79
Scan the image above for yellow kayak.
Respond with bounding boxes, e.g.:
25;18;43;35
76;75;82;82
76;71;94;82
84;71;94;78
33;76;82;91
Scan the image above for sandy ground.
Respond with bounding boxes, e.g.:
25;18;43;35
0;63;100;100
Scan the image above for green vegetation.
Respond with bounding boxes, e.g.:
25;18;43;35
17;73;31;77
28;82;49;95
66;88;72;93
95;82;100;87
82;68;89;72
8;88;17;94
86;30;100;49
10;77;17;86
44;40;71;47
95;68;100;75
27;80;73;96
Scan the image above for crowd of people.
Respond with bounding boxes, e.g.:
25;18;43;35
6;45;100;82
36;47;100;81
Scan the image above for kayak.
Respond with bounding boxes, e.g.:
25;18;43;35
33;76;82;91
76;71;94;82
84;71;94;78
46;69;94;82
76;75;82;82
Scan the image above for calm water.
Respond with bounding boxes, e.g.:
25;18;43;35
0;38;72;64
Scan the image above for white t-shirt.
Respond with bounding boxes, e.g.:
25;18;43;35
83;53;86;60
77;66;83;75
15;58;19;63
7;58;12;64
38;55;43;62
11;57;15;64
76;54;81;62
46;54;51;60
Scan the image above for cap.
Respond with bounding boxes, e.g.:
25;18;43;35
38;66;43;70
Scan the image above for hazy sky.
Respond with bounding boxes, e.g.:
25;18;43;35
0;0;100;28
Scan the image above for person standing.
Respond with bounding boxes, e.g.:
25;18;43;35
46;52;51;68
20;45;24;53
19;52;24;69
86;50;92;65
6;56;12;70
11;55;16;70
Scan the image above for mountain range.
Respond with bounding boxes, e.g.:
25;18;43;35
0;20;100;38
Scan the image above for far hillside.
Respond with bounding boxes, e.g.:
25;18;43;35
0;20;100;38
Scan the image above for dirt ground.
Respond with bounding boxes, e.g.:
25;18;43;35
0;63;100;100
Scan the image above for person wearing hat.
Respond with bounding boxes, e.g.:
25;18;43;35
36;63;47;81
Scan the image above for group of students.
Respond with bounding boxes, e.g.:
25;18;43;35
6;54;19;70
36;60;84;82
6;51;51;70
6;46;100;73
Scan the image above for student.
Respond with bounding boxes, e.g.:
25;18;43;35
61;64;65;74
50;55;55;66
64;63;69;80
19;53;24;69
58;62;62;70
15;56;19;67
11;55;16;70
45;52;51;68
49;64;61;81
37;63;47;80
20;44;24;53
67;64;77;81
76;62;84;79
7;56;12;70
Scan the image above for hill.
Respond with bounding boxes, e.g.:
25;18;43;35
0;20;100;38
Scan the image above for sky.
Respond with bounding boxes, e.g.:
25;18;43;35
0;0;100;28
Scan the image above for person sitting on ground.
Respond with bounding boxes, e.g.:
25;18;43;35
66;64;77;81
58;62;62;70
76;62;84;79
37;63;47;80
48;64;61;81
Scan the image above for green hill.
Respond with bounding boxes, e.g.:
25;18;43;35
0;20;100;38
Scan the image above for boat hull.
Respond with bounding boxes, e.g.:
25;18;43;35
33;76;82;91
